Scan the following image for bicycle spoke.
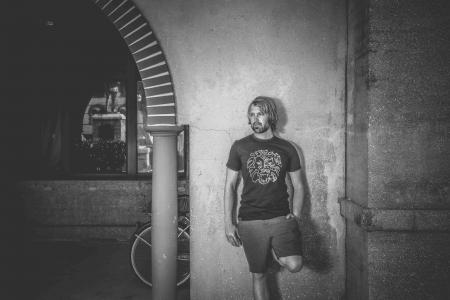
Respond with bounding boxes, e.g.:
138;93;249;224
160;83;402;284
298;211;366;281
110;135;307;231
177;225;190;237
134;233;152;247
131;216;190;288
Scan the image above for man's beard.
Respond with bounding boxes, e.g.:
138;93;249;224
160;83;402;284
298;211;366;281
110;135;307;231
251;122;270;133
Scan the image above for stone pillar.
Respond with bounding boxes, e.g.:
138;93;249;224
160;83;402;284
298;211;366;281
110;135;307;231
148;126;183;300
343;0;450;299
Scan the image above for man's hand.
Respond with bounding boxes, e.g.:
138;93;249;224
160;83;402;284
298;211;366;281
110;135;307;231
225;223;241;247
285;213;300;220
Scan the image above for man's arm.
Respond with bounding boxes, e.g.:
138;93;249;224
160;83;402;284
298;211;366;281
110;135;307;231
224;167;241;247
288;169;304;218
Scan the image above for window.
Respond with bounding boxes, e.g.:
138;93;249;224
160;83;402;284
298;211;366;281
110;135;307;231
74;80;128;173
70;77;187;177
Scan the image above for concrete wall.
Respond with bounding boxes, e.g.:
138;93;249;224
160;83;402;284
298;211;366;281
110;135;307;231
18;180;188;241
134;0;347;298
345;0;450;299
368;232;450;299
368;0;450;209
346;0;370;208
19;180;154;240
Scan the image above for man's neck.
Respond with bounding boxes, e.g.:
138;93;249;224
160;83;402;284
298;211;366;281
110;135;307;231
253;129;274;140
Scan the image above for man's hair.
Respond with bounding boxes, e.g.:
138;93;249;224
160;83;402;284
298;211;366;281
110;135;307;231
247;96;279;131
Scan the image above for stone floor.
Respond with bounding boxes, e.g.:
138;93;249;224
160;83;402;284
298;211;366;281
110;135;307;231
20;240;190;300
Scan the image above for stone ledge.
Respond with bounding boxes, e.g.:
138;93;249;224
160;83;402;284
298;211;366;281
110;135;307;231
339;198;450;232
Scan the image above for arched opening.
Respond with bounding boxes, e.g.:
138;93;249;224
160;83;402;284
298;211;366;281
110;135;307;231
8;0;182;176
92;0;177;127
5;0;189;298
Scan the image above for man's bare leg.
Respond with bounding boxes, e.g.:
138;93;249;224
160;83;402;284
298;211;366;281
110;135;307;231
279;255;303;273
272;248;303;273
252;272;269;300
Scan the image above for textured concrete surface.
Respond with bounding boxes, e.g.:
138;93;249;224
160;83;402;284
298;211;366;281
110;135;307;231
346;0;450;210
345;221;368;300
134;0;347;298
368;0;450;209
341;198;450;231
18;180;151;241
18;180;188;241
345;0;450;299
368;232;450;299
346;0;370;208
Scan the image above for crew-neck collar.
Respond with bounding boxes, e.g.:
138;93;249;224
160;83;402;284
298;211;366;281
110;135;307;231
250;134;276;142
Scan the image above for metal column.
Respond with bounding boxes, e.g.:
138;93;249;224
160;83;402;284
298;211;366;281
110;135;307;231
149;126;182;300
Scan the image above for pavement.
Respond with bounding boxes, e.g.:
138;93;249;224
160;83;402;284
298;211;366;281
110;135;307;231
20;240;190;300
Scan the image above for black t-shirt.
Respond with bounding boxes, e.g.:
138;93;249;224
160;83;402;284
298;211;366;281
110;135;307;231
226;134;301;220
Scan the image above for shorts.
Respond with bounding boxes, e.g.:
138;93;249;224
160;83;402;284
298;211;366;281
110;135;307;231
238;216;302;273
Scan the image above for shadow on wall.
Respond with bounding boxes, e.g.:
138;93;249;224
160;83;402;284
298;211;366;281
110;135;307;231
267;98;334;299
294;144;334;274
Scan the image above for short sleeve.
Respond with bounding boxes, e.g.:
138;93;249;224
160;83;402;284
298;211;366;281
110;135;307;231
226;141;241;171
287;144;301;172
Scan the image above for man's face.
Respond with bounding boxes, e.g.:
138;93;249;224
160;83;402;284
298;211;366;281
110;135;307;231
248;105;270;133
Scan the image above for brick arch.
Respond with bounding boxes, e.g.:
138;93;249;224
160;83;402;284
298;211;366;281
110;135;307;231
92;0;176;126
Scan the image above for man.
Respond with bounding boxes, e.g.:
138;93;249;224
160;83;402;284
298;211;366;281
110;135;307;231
224;96;304;300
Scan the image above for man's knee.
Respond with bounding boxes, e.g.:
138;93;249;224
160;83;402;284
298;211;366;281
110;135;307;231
252;272;267;281
280;255;303;273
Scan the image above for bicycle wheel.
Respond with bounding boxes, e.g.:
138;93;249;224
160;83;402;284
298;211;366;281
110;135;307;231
130;223;190;287
177;226;190;286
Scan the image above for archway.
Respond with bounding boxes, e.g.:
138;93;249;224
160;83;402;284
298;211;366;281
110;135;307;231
92;0;177;127
92;2;184;298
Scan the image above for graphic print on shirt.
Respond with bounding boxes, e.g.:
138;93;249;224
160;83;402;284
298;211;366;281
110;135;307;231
247;149;282;185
